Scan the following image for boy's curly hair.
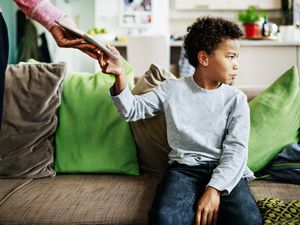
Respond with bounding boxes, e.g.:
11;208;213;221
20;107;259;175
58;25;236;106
183;17;243;68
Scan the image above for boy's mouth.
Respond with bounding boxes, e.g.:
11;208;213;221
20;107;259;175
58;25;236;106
230;74;237;79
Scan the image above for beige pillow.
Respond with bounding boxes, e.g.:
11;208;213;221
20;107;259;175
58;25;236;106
130;64;177;173
0;62;66;178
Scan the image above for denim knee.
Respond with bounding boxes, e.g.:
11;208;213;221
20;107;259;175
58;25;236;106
234;210;262;225
149;207;173;225
226;207;262;225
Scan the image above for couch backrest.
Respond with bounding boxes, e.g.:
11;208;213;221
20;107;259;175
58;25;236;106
237;86;267;102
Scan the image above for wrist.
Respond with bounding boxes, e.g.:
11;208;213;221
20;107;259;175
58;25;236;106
206;186;221;196
115;72;126;80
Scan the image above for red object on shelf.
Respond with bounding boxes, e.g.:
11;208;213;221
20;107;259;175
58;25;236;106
244;24;259;38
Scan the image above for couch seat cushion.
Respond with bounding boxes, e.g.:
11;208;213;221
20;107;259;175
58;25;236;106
249;180;300;202
0;179;33;205
0;173;162;225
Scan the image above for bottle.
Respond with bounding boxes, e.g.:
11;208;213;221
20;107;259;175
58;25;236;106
262;15;271;37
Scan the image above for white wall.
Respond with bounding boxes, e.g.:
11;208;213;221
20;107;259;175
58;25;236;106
49;0;95;72
48;0;169;73
94;0;169;36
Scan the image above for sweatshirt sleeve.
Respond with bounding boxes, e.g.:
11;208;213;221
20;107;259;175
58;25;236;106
109;81;170;122
207;92;250;195
14;0;65;31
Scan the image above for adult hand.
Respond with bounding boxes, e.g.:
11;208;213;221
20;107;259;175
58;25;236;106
195;187;221;225
50;16;99;60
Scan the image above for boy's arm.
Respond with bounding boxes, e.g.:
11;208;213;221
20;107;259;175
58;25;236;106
99;47;167;122
207;92;251;195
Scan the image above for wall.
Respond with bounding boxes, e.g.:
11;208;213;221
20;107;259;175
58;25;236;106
94;0;169;36
49;0;96;72
49;0;169;73
0;0;17;64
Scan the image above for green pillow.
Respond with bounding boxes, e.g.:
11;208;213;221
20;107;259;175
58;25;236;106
248;66;300;172
54;60;139;175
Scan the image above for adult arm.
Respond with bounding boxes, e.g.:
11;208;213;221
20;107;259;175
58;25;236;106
14;0;64;31
14;0;99;59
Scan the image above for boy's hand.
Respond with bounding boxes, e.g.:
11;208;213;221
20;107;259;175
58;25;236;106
98;45;124;77
98;45;127;95
195;187;221;225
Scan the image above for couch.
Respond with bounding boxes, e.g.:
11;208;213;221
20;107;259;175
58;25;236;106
0;63;300;225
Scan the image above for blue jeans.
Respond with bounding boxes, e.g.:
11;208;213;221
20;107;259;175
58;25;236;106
149;162;262;225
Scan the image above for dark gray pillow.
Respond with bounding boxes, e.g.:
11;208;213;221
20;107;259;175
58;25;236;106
0;62;66;178
129;64;177;173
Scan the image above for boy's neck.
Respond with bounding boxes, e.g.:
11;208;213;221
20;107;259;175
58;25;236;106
193;71;221;90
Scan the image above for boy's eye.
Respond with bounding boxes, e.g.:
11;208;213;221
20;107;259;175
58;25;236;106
227;56;234;59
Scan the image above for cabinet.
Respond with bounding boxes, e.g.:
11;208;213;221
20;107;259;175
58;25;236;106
174;0;281;11
175;0;227;10
229;0;281;10
234;46;297;87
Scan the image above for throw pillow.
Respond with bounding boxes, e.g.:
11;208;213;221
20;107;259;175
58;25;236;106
54;60;139;175
257;197;300;225
0;62;66;178
248;66;300;172
255;143;300;184
129;64;177;173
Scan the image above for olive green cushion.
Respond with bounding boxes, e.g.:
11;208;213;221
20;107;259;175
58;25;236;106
54;61;139;175
257;197;300;225
248;66;300;172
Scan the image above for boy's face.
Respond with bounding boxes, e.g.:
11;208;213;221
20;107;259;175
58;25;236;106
206;39;240;84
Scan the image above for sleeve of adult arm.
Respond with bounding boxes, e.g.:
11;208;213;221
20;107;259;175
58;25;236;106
207;92;250;195
109;81;170;122
14;0;65;30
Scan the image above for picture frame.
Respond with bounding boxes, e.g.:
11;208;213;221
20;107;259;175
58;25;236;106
119;0;153;28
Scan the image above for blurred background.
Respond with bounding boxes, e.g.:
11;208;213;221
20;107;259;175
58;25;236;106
1;0;300;86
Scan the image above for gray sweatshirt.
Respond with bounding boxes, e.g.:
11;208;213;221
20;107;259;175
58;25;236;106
110;76;255;195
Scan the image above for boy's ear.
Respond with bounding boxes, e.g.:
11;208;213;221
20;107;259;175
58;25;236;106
197;51;209;67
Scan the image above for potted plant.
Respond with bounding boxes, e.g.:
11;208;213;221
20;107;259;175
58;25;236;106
238;6;264;38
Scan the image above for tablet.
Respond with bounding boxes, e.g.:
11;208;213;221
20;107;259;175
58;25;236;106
56;20;119;60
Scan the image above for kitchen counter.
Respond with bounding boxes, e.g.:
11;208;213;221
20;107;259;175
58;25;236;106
108;38;300;87
239;39;300;46
112;39;300;47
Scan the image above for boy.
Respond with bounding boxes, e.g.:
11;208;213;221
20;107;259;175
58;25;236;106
98;17;262;225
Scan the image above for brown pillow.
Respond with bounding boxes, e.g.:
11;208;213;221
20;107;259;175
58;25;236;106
0;62;66;178
130;64;177;173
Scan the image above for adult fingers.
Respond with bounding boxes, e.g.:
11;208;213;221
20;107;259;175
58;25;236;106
75;43;100;60
82;50;99;60
60;37;84;47
74;43;99;52
50;25;83;47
